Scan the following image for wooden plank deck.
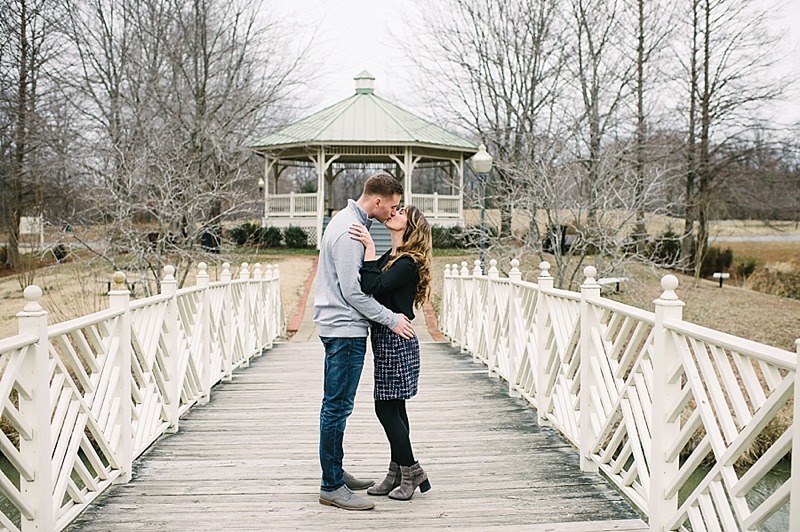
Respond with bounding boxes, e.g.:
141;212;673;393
68;341;648;531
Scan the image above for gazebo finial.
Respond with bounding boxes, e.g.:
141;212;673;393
354;70;375;94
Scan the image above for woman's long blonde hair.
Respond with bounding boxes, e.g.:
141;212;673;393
385;205;432;308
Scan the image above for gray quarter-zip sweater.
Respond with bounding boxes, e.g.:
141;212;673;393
313;199;399;337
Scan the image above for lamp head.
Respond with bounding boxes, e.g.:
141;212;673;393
470;144;493;174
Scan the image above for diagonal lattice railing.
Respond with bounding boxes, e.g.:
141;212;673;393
441;258;799;531
0;261;284;531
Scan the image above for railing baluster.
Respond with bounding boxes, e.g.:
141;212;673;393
580;266;601;473
507;259;521;398
790;338;800;531
17;286;55;532
536;262;553;427
240;263;252;367
471;260;482;361
487;259;499;377
161;265;179;432
196;263;212;404
108;272;132;484
649;275;684;531
459;261;469;352
221;262;234;381
442;264;452;341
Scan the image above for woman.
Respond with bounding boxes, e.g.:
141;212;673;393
348;205;433;501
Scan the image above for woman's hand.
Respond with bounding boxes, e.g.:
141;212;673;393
349;223;376;260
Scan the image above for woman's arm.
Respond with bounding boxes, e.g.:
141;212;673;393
348;223;376;261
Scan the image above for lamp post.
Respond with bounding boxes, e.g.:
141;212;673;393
257;177;265;225
469;144;493;274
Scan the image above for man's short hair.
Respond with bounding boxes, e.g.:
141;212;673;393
363;173;403;198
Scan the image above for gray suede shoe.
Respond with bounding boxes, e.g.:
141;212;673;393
343;470;375;490
319;485;375;510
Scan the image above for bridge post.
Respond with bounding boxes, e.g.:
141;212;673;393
240;263;252;367
196;263;212;404
486;259;500;377
449;263;463;348
649;275;684;531
263;264;274;348
580;266;601;473
536;262;553;426
161;265;180;433
253;263;264;356
469;260;482;358
456;262;469;350
791;338;800;531
108;272;133;484
221;263;234;381
273;263;286;337
471;260;484;361
455;261;469;350
16;286;55;532
442;264;452;340
507;259;522;397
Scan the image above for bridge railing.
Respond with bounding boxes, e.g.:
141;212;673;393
0;261;284;532
442;259;800;532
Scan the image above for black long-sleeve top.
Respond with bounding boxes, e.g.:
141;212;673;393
360;250;419;320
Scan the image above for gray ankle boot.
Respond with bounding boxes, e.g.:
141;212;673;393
388;462;431;501
367;462;401;496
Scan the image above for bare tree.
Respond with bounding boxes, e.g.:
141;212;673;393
565;0;636;226
674;0;786;276
627;0;673;248
409;0;567;239
0;0;65;268
59;0;308;292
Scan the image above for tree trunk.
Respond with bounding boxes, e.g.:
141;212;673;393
633;0;647;251
680;0;700;272
7;0;30;269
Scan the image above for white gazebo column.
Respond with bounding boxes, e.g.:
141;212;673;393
262;156;276;226
457;155;465;224
391;148;420;207
311;148;340;249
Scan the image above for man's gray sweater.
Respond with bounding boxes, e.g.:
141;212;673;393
313;199;399;337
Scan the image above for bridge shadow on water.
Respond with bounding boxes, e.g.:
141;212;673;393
67;340;647;531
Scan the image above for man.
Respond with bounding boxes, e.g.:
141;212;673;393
314;173;415;511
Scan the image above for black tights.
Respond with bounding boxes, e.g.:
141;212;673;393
374;400;415;466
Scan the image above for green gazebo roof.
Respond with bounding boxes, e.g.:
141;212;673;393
249;71;477;155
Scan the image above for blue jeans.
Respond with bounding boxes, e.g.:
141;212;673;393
319;336;367;491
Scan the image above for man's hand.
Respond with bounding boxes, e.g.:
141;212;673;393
391;314;415;339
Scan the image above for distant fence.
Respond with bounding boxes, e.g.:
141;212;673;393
441;259;800;531
0;261;284;531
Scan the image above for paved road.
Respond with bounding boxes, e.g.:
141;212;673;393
710;234;800;243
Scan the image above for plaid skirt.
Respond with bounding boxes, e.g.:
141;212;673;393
370;323;420;400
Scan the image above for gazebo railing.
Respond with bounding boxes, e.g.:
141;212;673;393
266;192;461;220
410;192;461;218
267;192;317;217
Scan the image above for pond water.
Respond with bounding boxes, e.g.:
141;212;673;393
680;460;790;531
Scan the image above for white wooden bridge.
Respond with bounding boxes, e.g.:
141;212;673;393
0;258;798;531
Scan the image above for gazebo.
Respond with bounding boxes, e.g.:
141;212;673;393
248;71;478;248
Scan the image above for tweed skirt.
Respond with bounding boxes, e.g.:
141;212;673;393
370;323;420;401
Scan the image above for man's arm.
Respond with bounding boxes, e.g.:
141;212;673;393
332;234;414;337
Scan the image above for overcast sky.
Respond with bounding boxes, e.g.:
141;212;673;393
280;0;800;128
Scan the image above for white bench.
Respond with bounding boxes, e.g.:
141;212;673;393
597;277;629;292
